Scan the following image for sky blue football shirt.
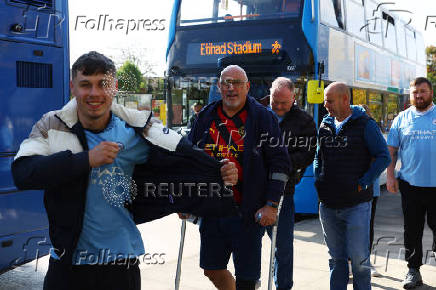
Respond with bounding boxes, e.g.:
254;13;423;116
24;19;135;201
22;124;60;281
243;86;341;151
70;114;150;265
387;105;436;187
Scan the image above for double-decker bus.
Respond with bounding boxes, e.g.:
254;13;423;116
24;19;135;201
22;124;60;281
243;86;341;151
0;0;69;272
165;0;427;214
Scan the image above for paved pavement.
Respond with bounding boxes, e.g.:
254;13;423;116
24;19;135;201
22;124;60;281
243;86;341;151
1;189;436;289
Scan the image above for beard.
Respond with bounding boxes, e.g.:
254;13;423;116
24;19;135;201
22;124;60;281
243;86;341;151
222;95;243;111
411;96;433;111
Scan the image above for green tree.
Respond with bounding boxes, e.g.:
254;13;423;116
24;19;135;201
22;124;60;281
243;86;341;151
117;61;143;93
119;48;156;77
426;46;436;103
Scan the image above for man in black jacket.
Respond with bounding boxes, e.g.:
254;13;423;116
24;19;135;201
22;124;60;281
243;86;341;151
11;51;238;290
267;77;316;290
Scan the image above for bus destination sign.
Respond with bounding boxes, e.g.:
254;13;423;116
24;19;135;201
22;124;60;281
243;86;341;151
186;39;283;65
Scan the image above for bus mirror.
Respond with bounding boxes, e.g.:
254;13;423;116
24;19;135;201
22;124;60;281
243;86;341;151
307;80;324;104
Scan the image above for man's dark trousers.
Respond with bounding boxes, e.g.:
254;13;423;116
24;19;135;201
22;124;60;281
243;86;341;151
399;179;436;269
43;258;140;290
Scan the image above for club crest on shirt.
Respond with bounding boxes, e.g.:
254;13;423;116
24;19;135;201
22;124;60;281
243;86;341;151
433;119;436;125
238;126;245;137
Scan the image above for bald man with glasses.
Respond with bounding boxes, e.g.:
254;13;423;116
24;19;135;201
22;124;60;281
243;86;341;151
188;65;290;290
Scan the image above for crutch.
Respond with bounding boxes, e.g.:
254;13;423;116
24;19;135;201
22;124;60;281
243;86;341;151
175;219;187;290
268;195;285;290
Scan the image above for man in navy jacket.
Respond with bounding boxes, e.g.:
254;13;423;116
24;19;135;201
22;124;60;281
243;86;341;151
189;65;290;290
314;82;390;290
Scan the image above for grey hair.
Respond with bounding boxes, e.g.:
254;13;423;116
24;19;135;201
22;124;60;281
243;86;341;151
220;65;248;81
270;77;295;94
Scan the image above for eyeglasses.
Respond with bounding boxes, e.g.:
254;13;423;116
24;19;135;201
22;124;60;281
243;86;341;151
220;79;247;89
412;90;431;96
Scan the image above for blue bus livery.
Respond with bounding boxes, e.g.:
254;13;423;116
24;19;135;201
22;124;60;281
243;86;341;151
0;0;69;273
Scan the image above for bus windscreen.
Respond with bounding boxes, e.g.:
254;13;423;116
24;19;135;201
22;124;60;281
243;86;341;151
179;0;301;26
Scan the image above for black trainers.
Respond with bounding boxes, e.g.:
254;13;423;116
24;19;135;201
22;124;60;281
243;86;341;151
403;268;423;289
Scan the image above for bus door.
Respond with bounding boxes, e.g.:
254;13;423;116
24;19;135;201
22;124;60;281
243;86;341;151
0;0;69;272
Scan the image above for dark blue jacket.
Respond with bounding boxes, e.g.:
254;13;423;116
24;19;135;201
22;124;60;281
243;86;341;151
189;96;291;223
314;105;390;208
11;99;238;265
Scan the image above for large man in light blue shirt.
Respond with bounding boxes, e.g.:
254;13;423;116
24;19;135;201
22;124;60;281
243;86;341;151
387;77;436;289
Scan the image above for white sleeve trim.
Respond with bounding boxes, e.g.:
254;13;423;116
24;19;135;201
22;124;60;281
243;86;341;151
144;122;182;152
14;137;50;160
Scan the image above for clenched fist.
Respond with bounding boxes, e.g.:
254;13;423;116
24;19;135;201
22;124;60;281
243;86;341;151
88;141;120;168
220;159;238;186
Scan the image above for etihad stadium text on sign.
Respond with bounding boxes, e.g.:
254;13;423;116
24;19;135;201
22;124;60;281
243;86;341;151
186;39;283;65
201;41;262;55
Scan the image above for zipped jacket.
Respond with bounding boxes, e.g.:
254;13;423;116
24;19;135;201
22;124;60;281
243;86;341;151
11;99;236;265
188;96;291;223
314;105;391;208
279;105;317;195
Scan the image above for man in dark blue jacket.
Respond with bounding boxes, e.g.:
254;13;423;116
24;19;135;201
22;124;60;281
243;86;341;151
11;51;238;290
314;82;390;290
189;65;290;290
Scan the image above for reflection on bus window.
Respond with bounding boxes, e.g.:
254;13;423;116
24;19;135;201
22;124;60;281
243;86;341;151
208;79;221;104
369;92;383;129
248;80;269;100
386;94;399;130
320;0;345;29
352;88;367;105
179;0;301;26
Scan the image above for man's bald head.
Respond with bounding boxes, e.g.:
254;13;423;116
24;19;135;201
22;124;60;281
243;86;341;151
219;65;248;82
323;82;352;121
218;65;250;116
325;82;350;102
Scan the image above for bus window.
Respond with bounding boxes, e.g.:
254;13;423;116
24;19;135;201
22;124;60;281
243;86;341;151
320;0;345;29
365;0;383;47
382;12;397;53
179;0;301;26
397;21;407;58
369;92;383;129
294;85;304;108
114;93;152;111
352;88;367;105
386;94;399;130
248;78;270;100
416;33;426;66
405;28;417;61
346;0;366;40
